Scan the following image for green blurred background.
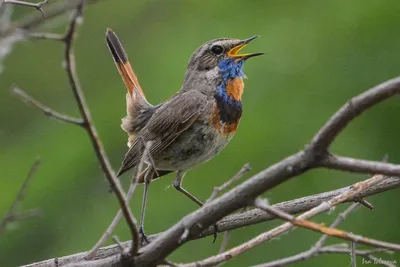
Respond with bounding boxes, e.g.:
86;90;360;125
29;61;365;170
0;0;399;266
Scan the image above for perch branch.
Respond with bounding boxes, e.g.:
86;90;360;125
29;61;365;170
179;174;397;266
22;174;400;267
131;77;400;267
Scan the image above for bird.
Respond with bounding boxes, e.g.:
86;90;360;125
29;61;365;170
105;28;263;242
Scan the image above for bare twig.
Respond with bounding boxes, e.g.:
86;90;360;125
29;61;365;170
0;157;41;236
27;31;65;41
218;231;231;254
214;231;231;267
309;77;400;153
85;142;152;259
249;203;360;267
357;199;374;210
3;0;48;17
178;175;396;267
12;87;84;126
64;0;139;248
112;236;124;252
206;163;251;203
2;209;41;223
319;154;400;177
351;242;357;267
255;198;400;252
0;0;103;38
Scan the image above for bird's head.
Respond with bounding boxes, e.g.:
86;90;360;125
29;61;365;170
183;37;263;100
187;36;263;72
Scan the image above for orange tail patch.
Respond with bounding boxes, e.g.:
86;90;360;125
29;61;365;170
105;28;146;100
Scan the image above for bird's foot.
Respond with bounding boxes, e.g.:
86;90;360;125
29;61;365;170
212;224;219;243
139;226;149;245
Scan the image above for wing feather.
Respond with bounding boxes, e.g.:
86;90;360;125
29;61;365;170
116;91;208;176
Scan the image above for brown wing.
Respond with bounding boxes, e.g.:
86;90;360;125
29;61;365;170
116;90;209;177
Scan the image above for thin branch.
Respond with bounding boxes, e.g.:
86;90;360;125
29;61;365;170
255;198;400;251
215;231;231;267
3;0;48;16
0;0;103;38
178;174;395;267
112;236;124;252
12;87;84;126
357;199;374;210
27;31;65;41
0;157;41;235
63;0;139;249
218;231;231;254
206;163;251;203
351;242;357;267
250;203;360;267
319;154;400;177
85;142;152;259
309;76;400;153
2;208;41;223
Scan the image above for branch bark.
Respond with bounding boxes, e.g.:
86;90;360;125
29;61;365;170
21;175;400;267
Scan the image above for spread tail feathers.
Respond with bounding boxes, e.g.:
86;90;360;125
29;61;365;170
106;28;150;111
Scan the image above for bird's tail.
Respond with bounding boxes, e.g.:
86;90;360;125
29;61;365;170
105;28;151;116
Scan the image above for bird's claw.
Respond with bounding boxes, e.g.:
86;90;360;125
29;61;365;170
212;224;218;243
139;226;149;245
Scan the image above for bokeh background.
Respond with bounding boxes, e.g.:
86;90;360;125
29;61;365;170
1;0;399;266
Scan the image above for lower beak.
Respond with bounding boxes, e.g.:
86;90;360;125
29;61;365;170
228;36;264;59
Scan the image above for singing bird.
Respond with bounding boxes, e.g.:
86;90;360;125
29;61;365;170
106;29;263;241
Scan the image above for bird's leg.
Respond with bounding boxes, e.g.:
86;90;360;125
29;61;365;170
173;171;203;206
139;167;154;244
173;171;219;242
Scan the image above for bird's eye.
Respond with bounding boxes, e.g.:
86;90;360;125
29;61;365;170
211;45;224;55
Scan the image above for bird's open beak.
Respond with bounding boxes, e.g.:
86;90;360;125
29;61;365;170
228;36;264;60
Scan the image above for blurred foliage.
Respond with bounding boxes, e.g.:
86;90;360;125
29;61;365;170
0;0;399;266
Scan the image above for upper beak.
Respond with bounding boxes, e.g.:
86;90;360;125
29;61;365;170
228;36;264;60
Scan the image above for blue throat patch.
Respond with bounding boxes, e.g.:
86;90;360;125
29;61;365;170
214;58;244;124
